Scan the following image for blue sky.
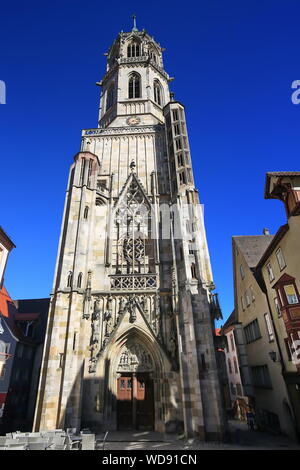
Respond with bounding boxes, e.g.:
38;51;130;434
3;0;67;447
1;1;300;325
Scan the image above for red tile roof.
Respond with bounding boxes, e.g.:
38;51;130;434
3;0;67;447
0;286;17;318
0;286;35;343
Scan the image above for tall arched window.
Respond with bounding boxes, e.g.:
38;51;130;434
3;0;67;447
128;73;141;99
84;206;89;219
233;357;238;374
154;80;163;106
191;263;197;279
87;159;93;187
77;272;83;288
67;271;73;287
149;50;157;63
127;42;140;58
106;84;114;111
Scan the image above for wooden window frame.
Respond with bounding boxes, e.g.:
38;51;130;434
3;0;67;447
276;247;286;271
264;312;274;342
266;262;275;282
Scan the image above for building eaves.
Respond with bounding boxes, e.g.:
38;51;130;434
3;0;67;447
264;172;300;199
0;227;16;250
221;310;238;334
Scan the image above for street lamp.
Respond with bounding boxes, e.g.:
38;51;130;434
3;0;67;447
269;351;277;362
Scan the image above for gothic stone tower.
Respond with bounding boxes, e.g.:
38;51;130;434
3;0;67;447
34;23;226;439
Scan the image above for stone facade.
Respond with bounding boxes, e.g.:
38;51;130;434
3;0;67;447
33;26;226;439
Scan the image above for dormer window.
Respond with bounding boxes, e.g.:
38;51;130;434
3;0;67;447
127;42;140;58
128;73;141;99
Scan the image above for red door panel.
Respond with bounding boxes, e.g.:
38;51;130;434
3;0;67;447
117;373;154;430
117;376;133;429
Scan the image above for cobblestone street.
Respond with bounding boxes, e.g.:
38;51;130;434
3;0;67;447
96;420;300;451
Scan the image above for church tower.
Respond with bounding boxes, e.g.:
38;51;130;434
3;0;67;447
34;21;226;439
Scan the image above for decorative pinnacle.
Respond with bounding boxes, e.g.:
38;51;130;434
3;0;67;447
132;14;138;32
130;160;136;172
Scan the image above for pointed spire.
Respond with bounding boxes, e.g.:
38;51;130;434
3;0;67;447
131;14;138;32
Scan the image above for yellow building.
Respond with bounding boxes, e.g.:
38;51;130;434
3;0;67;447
232;232;297;438
256;172;300;438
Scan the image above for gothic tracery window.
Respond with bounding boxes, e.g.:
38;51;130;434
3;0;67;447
127;42;141;58
128;73;141;99
112;177;155;277
77;272;83;288
153;80;163;106
191;263;197;279
149;50;157;63
67;271;73;287
106;84;114;111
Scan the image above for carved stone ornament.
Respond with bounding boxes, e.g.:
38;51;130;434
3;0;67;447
117;343;153;372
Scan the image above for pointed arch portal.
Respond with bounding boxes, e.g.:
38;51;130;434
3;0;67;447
116;340;155;430
102;326;167;431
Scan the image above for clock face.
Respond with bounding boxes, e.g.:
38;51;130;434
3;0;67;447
127;116;141;126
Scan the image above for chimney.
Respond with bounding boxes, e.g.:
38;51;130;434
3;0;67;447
263;228;270;235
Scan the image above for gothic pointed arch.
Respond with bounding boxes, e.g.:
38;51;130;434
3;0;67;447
111;172;156;279
153;79;164;106
126;35;142;58
128;72;141;99
106;325;167;377
106;82;115;111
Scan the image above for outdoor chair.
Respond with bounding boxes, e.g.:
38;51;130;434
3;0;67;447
47;436;67;447
42;432;60;438
28;436;48;443
12;433;29;438
66;434;81;450
5;438;18;445
66;427;77;435
6;443;28;450
12;437;29;443
47;443;67;450
81;433;95;450
101;431;109;451
28;432;43;438
28;442;48;450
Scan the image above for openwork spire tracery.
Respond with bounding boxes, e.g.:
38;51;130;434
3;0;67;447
112;175;155;281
